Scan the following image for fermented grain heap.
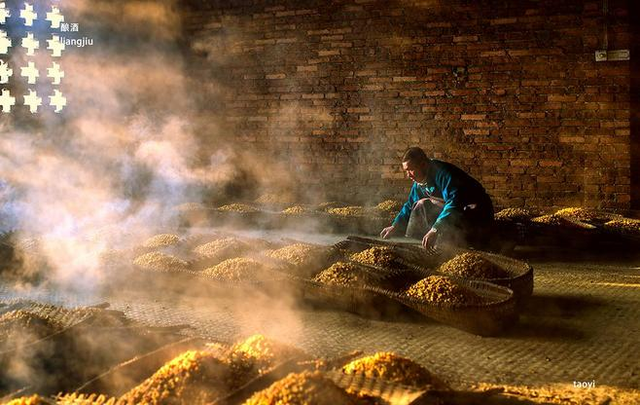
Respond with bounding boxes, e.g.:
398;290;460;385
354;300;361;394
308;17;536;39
202;257;273;281
405;275;479;305
132;252;188;272
313;262;362;287
438;252;507;279
282;205;309;214
343;352;447;388
228;334;308;373
217;203;259;213
375;200;404;212
0;310;62;342
494;208;535;222
5;395;49;405
350;246;397;268
265;243;328;271
120;350;228;405
604;218;640;233
531;214;565;226
142;234;180;248
554;207;618;222
327;206;366;216
192;237;249;260
243;371;356;405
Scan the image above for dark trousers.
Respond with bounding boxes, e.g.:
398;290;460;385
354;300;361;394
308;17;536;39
405;198;494;248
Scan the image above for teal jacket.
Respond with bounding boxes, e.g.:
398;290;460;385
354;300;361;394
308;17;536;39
392;160;493;232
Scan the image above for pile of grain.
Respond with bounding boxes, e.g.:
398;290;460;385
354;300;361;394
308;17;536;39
555;207;619;222
229;334;308;373
327;206;366;217
132;252;188;272
282;205;309;214
313;262;362;287
604;218;640;234
217;203;259;213
350;246;398;268
243;371;356;405
142;234;180;249
375;200;404;212
343;352;447;388
494;208;535;222
405;275;479;305
531;214;565;226
438;252;507;279
202;258;274;281
316;201;342;211
265;243;328;269
5;395;49;405
0;310;62;342
120;350;228;405
192;237;249;261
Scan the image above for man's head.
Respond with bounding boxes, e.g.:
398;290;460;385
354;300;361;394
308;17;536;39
401;147;430;183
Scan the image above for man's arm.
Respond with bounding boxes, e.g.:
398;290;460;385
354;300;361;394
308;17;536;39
391;183;420;232
430;170;465;232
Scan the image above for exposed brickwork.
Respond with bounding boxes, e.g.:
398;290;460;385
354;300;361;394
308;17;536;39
180;0;633;211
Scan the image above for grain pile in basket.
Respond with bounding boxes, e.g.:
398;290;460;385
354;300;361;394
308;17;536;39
343;352;447;389
265;243;329;276
5;395;49;405
604;218;640;233
282;205;310;214
243;371;357;405
192;237;249;261
327;206;366;216
350;246;399;268
405;275;480;305
133;252;188;272
142;233;180;249
531;214;565;226
313;262;363;287
554;207;619;222
438;252;507;279
119;350;229;405
202;257;276;281
375;199;404;212
494;208;535;222
228;334;308;373
0;310;62;342
217;203;259;213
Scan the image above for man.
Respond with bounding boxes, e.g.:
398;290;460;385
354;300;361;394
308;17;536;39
380;147;494;249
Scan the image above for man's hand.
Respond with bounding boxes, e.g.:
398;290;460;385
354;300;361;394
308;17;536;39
422;228;438;249
380;225;397;239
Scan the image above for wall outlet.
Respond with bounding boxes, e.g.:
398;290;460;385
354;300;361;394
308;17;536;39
595;49;630;62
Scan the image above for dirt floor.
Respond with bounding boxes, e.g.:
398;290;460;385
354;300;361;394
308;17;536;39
1;243;638;404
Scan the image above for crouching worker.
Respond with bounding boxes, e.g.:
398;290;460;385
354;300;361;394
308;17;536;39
380;147;494;249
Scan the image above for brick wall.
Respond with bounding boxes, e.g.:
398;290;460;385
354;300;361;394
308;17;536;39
179;0;634;211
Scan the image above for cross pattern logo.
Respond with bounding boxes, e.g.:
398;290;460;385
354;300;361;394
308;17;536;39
49;89;65;113
21;32;39;55
0;30;10;54
0;88;15;112
0;2;10;24
46;34;64;57
46;6;64;29
23;89;41;113
20;3;37;27
20;61;38;84
0;60;11;83
47;62;63;85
